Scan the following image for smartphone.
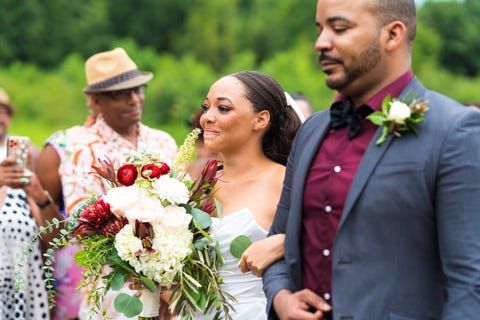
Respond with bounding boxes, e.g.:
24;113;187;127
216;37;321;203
7;135;30;167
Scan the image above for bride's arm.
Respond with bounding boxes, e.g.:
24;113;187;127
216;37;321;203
237;233;285;277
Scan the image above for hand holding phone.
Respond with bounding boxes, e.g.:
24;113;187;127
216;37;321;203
7;135;30;168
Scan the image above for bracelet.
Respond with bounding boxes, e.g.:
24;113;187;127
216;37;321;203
36;190;53;209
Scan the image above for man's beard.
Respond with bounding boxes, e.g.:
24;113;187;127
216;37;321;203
324;39;382;91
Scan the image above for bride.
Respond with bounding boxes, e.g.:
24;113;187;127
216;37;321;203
193;70;302;319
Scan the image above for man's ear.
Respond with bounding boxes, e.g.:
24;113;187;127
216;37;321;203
384;21;406;52
253;110;270;131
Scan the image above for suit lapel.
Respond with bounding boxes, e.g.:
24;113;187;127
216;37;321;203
338;77;426;228
338;128;393;227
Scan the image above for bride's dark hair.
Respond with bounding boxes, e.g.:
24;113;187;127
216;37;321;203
231;70;301;165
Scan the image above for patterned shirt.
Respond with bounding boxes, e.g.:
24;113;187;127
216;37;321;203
59;117;177;214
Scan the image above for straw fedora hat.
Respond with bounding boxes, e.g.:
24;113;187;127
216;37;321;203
0;87;14;116
83;48;153;93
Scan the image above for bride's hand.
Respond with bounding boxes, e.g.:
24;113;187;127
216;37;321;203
237;233;285;277
159;290;175;320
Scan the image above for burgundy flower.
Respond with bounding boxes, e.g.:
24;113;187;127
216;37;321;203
102;217;128;236
157;162;170;175
200;159;218;185
199;199;216;215
190;159;219;203
73;199;112;237
72;223;98;237
91;156;119;187
117;163;138;186
78;199;111;227
140;163;162;179
134;220;156;255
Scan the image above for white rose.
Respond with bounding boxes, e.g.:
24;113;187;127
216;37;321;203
125;194;165;225
388;100;411;124
160;205;192;232
103;186;139;218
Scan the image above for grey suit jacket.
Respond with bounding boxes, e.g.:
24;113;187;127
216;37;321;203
263;78;480;320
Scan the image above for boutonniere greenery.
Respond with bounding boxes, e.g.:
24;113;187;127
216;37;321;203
366;94;428;145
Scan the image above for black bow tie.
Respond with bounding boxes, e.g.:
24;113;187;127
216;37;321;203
329;99;373;139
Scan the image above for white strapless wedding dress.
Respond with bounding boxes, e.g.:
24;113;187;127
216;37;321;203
193;208;268;319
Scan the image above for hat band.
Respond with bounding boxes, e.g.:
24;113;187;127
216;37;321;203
87;69;141;91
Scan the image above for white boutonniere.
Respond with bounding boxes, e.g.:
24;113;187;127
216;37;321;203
367;94;428;145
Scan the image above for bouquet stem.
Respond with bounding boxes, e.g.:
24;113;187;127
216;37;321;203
138;285;162;320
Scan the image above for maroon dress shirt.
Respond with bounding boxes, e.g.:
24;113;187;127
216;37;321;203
301;71;414;304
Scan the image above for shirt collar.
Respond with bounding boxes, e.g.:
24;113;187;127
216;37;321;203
335;70;414;112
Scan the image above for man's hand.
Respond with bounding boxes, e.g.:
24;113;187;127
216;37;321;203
273;289;331;320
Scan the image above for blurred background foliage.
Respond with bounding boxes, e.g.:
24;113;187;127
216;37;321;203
0;0;479;147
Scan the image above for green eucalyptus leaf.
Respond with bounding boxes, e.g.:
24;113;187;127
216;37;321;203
109;270;127;291
114;293;142;317
215;199;223;218
194;237;209;250
190;207;212;229
229;235;252;258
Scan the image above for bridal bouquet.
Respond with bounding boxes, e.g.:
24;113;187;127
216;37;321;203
16;129;234;320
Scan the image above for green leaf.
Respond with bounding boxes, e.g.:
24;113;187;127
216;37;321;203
193;237;209;250
114;293;142;317
375;127;389;145
381;95;391;114
215;241;224;265
109;270;128;291
366;112;386;126
140;276;157;292
73;249;89;267
215;199;223;218
229;235;252;258
190;207;212;229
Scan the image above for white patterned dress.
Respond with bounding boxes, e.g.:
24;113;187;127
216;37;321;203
0;188;50;320
193;208;268;320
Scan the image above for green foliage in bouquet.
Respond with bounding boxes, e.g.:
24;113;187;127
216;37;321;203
15;128;236;319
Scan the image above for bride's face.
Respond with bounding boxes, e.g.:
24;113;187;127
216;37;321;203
200;76;262;155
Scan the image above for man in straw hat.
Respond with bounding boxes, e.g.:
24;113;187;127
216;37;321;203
34;48;177;320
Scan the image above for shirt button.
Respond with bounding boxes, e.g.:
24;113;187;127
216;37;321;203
325;205;332;213
323;249;330;257
324;292;331;300
333;165;341;173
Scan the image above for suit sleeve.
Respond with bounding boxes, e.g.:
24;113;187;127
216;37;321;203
436;109;480;318
263;126;303;320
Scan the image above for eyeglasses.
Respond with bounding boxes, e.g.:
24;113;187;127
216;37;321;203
101;85;147;100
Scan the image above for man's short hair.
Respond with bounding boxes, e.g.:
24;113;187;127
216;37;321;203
372;0;417;43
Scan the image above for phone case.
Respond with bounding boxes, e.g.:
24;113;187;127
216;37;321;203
7;135;30;167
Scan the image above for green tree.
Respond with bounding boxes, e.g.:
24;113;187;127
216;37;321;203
174;0;239;72
420;0;480;76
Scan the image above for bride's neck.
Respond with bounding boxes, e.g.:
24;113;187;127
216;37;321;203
220;153;271;181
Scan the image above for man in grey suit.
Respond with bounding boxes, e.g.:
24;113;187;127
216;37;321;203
262;0;480;319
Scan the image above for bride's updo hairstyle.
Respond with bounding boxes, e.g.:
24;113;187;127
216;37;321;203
231;70;302;165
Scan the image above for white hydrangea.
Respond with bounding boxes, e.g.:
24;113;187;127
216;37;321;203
151;175;190;205
115;224;193;287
